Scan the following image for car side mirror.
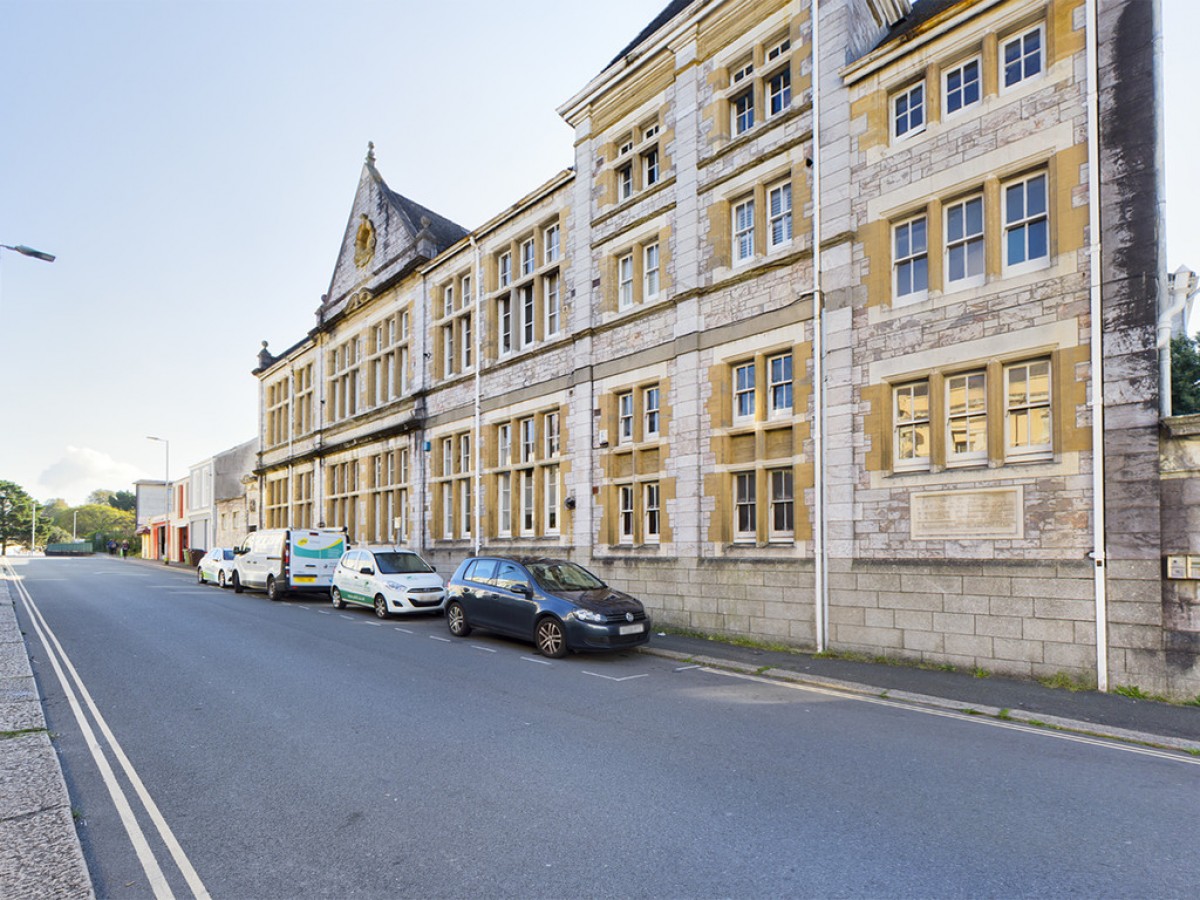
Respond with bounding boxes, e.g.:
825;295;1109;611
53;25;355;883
515;583;533;597
234;547;247;555
360;566;375;576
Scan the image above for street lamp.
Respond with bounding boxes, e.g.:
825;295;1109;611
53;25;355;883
0;243;56;263
0;492;8;557
147;436;169;562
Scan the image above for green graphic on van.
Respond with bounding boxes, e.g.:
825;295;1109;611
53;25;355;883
294;535;345;560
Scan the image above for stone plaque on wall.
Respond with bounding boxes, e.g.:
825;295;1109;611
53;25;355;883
911;486;1024;540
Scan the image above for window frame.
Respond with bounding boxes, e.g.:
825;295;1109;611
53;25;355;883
544;224;560;263
644;242;660;300
617;391;634;445
734;362;756;423
1004;359;1053;462
544;465;560;536
733;197;756;265
644;386;660;438
768;468;794;542
768;353;793;417
1003;171;1050;276
945;370;989;467
733;471;757;543
892;81;926;141
498;252;512;288
767;66;791;118
1000;24;1045;92
944;56;982;118
945;194;986;290
544;271;561;336
768;182;792;252
644;482;661;545
618;253;635;310
617;484;635;545
893;214;929;305
732;88;755;136
893;381;931;472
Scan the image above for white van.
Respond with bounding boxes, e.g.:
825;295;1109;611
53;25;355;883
232;528;347;601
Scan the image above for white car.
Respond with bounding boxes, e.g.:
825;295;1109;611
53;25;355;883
331;548;446;618
197;548;237;588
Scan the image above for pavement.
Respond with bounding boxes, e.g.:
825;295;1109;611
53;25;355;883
2;555;1198;900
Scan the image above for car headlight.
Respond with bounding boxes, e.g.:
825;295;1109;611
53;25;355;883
573;609;605;624
384;581;406;591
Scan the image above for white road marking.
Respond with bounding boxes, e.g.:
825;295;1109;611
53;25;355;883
429;636;451;643
521;656;552;666
315;610;331;615
394;627;414;634
674;665;702;672
699;667;1200;766
471;646;497;653
583;671;649;682
364;622;383;627
339;615;356;620
11;568;211;899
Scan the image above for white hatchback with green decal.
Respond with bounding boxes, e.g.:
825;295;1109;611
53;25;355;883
331;548;445;618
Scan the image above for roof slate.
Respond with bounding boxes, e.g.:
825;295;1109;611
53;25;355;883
874;0;964;50
605;0;693;70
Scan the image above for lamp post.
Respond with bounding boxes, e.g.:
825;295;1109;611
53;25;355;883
0;492;8;557
147;436;169;562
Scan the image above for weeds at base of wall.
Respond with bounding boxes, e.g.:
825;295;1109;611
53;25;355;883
1114;684;1200;708
1037;671;1096;692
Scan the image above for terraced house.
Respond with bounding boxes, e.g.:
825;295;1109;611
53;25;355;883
254;0;1198;698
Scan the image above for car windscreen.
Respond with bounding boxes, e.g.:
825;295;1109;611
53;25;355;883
373;552;434;575
220;549;235;560
528;562;606;592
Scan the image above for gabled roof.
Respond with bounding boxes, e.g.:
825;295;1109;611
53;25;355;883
375;172;469;255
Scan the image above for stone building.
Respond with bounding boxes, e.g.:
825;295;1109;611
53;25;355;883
253;0;1196;697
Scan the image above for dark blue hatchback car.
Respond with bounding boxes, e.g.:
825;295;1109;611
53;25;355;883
445;556;651;657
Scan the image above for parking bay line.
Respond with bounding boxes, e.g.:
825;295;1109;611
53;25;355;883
521;656;552;666
583;671;649;682
429;636;451;643
471;646;497;653
394;627;414;634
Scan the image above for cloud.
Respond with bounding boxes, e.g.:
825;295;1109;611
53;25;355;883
39;447;145;505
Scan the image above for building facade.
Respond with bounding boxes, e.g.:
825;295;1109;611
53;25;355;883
253;0;1196;697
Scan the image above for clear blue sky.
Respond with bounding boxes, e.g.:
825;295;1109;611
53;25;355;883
0;0;1195;505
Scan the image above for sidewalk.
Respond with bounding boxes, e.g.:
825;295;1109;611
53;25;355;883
642;631;1200;752
0;561;93;900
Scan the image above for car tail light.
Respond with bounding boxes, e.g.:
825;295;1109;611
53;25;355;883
283;541;290;577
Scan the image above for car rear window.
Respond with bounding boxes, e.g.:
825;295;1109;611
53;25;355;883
374;552;433;574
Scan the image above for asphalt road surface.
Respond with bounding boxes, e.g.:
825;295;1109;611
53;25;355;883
13;556;1200;899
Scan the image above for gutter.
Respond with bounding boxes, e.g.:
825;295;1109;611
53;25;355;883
1085;0;1108;692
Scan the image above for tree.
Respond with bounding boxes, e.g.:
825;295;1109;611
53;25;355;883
109;490;136;512
86;489;116;507
0;480;36;555
1171;333;1200;416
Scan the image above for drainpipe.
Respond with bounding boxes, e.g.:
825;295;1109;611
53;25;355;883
1085;0;1108;692
470;234;483;555
811;0;828;652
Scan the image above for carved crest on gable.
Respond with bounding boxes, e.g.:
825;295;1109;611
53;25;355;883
354;214;376;268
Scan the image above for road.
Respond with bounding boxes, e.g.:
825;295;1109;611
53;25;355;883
12;555;1200;899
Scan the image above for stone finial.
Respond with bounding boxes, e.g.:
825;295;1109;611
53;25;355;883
257;340;274;370
366;141;376;165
